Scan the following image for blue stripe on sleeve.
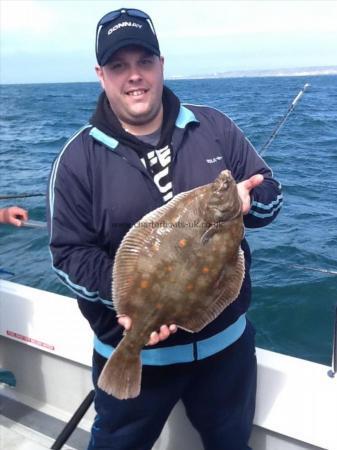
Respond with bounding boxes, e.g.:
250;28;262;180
48;124;113;306
250;199;283;218
251;194;283;211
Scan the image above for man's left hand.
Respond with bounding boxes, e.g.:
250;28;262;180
237;174;264;215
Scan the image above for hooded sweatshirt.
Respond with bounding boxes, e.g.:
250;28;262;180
47;85;283;364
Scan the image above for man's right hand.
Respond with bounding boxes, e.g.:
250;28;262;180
118;315;177;345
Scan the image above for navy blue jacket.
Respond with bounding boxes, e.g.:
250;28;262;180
47;102;282;355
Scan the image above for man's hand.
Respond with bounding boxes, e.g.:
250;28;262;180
116;175;264;343
237;174;264;215
0;206;28;227
118;315;177;345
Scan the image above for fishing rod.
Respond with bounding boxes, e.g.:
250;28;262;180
0;193;45;200
259;83;310;156
21;220;47;229
0;195;47;227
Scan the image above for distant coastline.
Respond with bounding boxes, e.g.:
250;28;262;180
1;65;336;85
168;65;337;80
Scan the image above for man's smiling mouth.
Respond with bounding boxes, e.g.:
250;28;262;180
126;89;148;97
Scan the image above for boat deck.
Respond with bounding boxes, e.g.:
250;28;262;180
1;415;62;450
0;393;89;449
0;387;326;450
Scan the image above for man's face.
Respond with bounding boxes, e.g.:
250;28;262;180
96;46;164;133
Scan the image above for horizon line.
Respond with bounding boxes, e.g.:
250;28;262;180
1;65;336;86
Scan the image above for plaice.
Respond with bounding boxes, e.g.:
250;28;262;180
98;169;245;399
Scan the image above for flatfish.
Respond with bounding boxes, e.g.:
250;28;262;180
98;169;245;399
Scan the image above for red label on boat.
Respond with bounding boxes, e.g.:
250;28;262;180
6;330;55;350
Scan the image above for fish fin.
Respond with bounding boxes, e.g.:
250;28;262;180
201;220;240;246
200;224;217;245
177;247;245;332
98;338;142;400
112;190;194;313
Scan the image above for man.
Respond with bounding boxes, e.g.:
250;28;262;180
0;206;28;226
47;8;282;450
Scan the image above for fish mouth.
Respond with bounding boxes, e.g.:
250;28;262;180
214;170;234;191
215;178;232;193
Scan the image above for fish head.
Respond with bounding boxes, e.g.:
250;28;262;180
205;170;242;222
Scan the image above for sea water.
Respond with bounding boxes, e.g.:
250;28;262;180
1;75;336;365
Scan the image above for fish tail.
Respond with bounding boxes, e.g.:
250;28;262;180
97;338;142;400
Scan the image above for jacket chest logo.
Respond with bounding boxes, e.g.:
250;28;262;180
206;156;223;164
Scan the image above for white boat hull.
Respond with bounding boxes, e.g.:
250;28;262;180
1;280;336;449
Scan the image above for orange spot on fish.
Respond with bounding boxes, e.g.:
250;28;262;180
186;283;193;291
202;266;210;273
140;280;149;289
166;265;173;272
178;239;187;248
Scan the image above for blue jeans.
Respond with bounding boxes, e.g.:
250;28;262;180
88;321;257;450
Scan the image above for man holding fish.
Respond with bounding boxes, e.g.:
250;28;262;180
48;7;282;450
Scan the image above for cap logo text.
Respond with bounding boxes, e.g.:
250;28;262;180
108;22;143;35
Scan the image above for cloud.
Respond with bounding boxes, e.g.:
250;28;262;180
1;0;94;55
2;1;55;33
156;2;337;38
1;0;337;83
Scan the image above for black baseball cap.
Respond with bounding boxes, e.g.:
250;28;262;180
95;8;160;66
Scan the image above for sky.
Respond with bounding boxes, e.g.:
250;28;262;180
1;0;337;84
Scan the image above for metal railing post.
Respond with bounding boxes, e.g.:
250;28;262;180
328;304;337;378
51;389;95;449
